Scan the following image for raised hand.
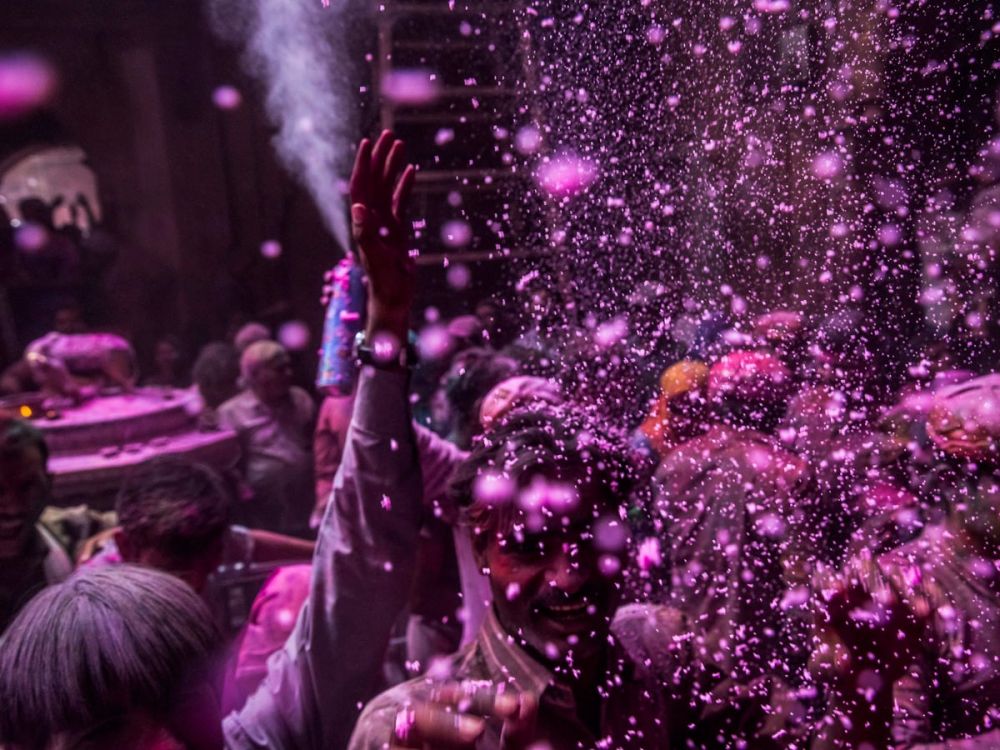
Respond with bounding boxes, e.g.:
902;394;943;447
812;554;929;687
349;130;417;343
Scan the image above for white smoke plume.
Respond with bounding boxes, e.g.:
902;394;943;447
207;0;367;250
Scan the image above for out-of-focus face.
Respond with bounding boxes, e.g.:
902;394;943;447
958;472;1000;548
0;445;50;560
477;475;626;664
53;308;85;335
155;341;180;372
116;530;225;594
250;354;293;404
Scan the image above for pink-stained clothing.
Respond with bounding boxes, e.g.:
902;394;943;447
226;564;312;712
223;368;476;750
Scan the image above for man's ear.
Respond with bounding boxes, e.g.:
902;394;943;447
114;529;136;562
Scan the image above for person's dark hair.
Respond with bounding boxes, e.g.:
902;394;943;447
116;456;231;560
0;564;222;749
444;348;519;449
191;342;240;408
447;405;641;540
0;418;48;467
713;394;790;434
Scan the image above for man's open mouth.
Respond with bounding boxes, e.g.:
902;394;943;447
534;596;600;626
0;517;25;540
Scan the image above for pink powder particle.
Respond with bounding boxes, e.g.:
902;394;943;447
441;219;472;248
381;69;441;106
754;0;790;11
0;54;56;121
535;153;598;198
14;222;48;252
812;151;844;180
212;85;242;110
446;263;471;290
278;321;310;351
636;538;662;571
515;125;542;155
473;472;516;506
416;325;452;361
260;240;283;259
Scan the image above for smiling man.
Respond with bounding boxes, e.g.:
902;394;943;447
0;417;72;633
348;406;701;750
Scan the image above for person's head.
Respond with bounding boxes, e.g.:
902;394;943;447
448;407;638;666
707;349;792;433
443;348;519;449
656;359;711;443
154;336;181;375
478;376;564;433
240;340;292;404
0;419;50;560
753;310;808;375
232;322;271;354
191;342;240;409
0;565;223;750
926;374;1000;547
115;456;232;593
52;303;85;334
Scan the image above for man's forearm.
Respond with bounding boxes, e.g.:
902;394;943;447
224;367;423;750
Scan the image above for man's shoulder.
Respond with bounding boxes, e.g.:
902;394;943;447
612;603;693;680
289;386;316;415
218;390;255;419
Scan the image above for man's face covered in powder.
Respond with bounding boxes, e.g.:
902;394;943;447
476;472;627;664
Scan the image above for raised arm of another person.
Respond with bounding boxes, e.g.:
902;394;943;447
810;558;928;750
223;131;419;750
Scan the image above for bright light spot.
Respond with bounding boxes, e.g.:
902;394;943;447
535;153;598;197
473;472;516;506
441;219;472;248
754;0;790;11
212;85;242;110
277;321;310;351
812;151;844;180
381;69;441;106
446;263;471;290
14;223;48;252
260;240;282;259
0;54;56;120
416;325;452;361
515;125;542;154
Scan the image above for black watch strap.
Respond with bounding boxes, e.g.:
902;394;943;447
353;331;412;371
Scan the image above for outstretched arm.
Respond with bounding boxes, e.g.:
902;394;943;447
223;132;420;750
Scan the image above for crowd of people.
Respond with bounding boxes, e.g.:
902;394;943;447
0;131;998;750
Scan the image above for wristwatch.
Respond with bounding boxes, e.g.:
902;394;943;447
353;330;412;371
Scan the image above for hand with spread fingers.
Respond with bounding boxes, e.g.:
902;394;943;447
390;682;537;750
809;555;931;750
349;130;418;343
812;554;930;687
